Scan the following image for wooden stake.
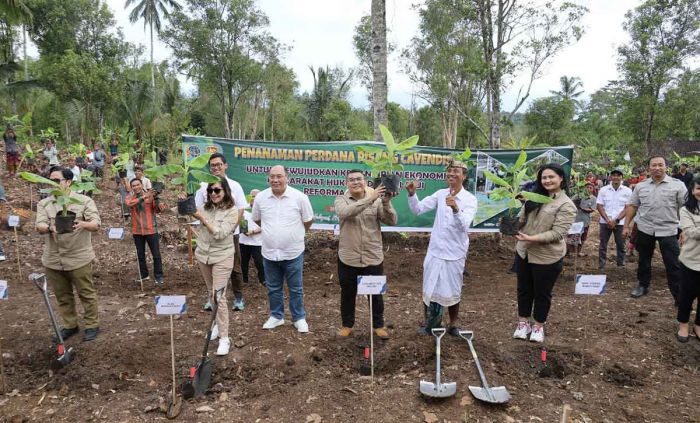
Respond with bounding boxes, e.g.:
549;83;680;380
560;404;572;423
13;226;21;280
186;225;193;267
0;337;6;394
368;295;374;384
170;315;176;402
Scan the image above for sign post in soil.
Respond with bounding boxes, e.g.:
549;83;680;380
155;295;187;419
8;215;21;279
574;274;606;389
357;275;387;384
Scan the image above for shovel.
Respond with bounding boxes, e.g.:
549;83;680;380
182;287;222;399
420;328;456;398
458;330;511;404
29;273;76;370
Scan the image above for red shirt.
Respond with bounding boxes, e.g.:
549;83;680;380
124;193;165;235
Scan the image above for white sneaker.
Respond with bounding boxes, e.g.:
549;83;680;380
529;325;544;343
216;337;230;356
209;324;219;341
293;319;309;333
513;321;531;340
262;316;285;330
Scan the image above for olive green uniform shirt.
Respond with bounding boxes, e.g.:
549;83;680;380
516;192;577;265
194;206;238;265
335;187;397;267
36;191;101;271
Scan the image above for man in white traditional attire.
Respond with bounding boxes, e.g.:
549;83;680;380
405;160;478;336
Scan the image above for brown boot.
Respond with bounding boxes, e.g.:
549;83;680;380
374;327;390;339
337;327;353;337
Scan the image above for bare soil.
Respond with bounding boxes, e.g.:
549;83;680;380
0;175;698;423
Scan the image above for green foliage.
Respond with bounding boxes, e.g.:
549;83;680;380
524;97;576;146
19;171;82;216
482;150;553;210
67;143;87;158
152;152;218;194
73;169;101;195
356;125;419;178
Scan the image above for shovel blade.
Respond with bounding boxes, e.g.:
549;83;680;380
468;385;511;404
191;359;213;398
166;396;183;419
50;347;75;370
420;380;457;398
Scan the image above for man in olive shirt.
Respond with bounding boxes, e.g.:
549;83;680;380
623;156;687;302
36;167;102;341
334;170;397;339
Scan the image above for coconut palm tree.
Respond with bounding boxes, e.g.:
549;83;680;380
551;76;584;101
124;0;182;89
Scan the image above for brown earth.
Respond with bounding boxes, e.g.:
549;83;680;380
0;174;698;423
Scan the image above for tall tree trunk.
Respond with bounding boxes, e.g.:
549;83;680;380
150;21;156;89
22;25;28;81
250;89;260;140
371;0;388;141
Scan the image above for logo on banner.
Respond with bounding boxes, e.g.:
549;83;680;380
575;274;606;295
357;276;387;295
154;295;188;315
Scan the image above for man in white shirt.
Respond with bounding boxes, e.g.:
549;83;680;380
239;189;265;286
194;153;249;311
130;165;152;191
67;156;81;182
406;160;478;336
596;168;632;269
252;165;314;333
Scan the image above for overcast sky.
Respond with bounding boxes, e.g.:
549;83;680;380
107;0;639;110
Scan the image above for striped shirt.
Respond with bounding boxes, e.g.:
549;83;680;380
124;193;164;235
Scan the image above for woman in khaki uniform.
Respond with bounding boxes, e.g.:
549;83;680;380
677;176;700;342
512;163;576;343
191;178;238;356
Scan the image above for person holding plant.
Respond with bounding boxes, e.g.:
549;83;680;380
35;167;102;342
42;139;59;166
623;156;687;302
3;125;19;176
253;165;314;333
334;170;397;339
568;182;596;257
194;153;248;311
239;189;266;286
125;178;166;285
190;178;239;356
405;160;478;336
109;135;119;161
91;144;106;178
596;168;633;269
512;163;576;343
677;176;700;342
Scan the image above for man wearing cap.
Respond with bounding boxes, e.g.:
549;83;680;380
623;155;687;302
405;160;478;336
597;168;633;269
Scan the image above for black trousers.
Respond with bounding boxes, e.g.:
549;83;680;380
677;263;700;324
338;259;384;328
599;224;626;267
134;234;163;280
635;230;681;301
516;255;563;324
229;235;244;300
240;243;265;284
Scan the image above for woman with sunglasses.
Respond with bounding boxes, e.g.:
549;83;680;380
191;178;238;356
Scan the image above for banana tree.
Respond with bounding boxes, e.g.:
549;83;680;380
482;150;553;235
355;124;419;193
20;171;83;233
152;152;219;215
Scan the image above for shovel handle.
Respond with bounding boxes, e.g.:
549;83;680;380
464;336;491;390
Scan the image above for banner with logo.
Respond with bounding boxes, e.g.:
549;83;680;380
182;135;574;232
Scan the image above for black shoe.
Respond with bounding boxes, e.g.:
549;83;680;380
83;327;100;342
630;286;649;298
677;333;689;343
53;327;79;343
447;326;462;337
416;326;429;336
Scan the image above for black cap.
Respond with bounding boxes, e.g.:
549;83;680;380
610;168;624;175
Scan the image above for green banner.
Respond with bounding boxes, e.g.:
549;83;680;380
182;135;574;232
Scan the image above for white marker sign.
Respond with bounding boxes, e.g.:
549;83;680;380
7;215;19;227
357;275;387;295
0;280;7;300
154;295;188;315
108;228;124;240
575;274;607;295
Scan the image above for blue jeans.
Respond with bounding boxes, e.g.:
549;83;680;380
264;253;305;321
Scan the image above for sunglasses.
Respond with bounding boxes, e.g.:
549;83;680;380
207;187;223;195
50;178;64;184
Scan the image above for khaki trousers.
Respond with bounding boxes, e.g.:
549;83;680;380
198;253;234;338
45;262;99;329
